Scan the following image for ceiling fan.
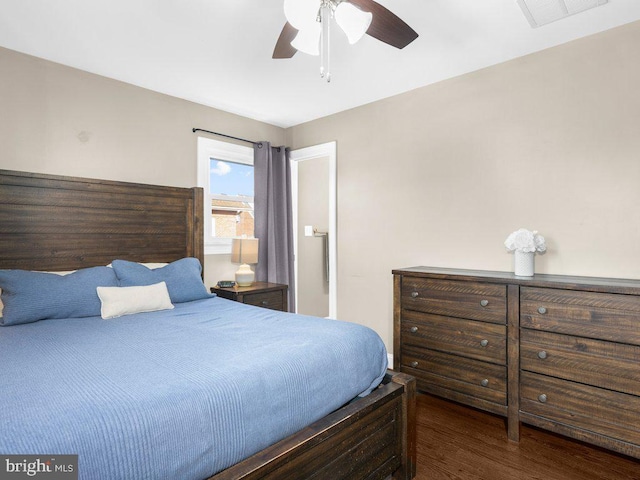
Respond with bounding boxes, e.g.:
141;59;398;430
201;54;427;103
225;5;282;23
273;0;419;81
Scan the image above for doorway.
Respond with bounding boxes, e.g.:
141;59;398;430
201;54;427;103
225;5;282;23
290;142;337;318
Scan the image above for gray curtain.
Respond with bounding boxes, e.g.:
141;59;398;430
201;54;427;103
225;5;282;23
254;142;296;312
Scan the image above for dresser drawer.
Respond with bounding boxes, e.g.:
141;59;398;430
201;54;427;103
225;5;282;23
521;329;640;396
521;287;640;345
401;277;506;324
401;310;506;365
402;346;506;405
520;372;640;446
243;291;285;311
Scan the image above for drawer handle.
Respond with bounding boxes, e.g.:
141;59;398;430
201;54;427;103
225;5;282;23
481;379;489;387
480;299;489;307
480;339;489;347
261;301;268;306
410;361;419;368
411;291;419;298
537;350;548;359
538;394;547;403
537;306;547;315
410;326;418;333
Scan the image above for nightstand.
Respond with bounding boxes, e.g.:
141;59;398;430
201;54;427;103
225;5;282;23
211;282;288;312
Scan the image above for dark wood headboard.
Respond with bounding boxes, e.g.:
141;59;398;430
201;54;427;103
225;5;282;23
0;169;203;272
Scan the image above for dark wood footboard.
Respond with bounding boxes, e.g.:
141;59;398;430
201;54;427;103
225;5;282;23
210;370;416;480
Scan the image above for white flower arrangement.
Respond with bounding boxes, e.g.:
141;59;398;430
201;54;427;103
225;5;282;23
504;228;546;254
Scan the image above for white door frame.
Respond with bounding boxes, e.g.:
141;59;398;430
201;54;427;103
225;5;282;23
290;141;337;318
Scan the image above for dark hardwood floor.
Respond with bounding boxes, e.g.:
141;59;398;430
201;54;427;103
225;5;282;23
415;393;640;480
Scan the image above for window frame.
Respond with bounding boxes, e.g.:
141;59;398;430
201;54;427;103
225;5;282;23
197;137;254;255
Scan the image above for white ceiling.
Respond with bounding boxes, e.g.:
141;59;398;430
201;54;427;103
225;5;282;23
1;0;640;128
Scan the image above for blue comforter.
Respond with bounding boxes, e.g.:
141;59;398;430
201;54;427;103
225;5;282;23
0;297;387;479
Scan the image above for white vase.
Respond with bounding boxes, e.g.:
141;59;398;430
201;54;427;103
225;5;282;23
514;251;535;276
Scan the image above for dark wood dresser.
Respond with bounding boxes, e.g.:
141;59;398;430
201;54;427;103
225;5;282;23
393;266;640;459
211;282;288;312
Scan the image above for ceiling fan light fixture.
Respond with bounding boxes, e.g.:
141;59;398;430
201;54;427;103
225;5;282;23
284;0;320;30
291;23;322;56
274;0;419;82
335;2;373;44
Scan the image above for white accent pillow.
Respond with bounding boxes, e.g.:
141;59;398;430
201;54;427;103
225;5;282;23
97;282;174;319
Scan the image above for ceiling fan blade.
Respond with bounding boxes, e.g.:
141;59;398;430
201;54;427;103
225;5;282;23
273;22;298;59
349;0;418;49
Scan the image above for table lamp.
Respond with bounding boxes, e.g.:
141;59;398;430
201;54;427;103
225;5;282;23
231;238;259;286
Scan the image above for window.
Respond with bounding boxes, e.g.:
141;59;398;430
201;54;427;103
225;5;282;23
197;137;254;254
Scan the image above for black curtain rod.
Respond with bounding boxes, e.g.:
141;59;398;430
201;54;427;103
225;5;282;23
192;128;263;148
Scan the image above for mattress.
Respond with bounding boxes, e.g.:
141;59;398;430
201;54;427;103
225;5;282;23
0;297;387;479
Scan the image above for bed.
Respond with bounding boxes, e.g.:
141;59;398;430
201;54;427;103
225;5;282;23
0;169;416;480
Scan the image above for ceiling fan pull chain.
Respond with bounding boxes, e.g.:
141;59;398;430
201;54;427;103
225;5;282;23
326;6;332;83
319;3;332;82
320;4;326;79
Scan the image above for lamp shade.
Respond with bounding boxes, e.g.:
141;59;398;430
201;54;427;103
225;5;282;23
231;238;259;265
335;2;372;44
291;23;322;56
284;0;320;30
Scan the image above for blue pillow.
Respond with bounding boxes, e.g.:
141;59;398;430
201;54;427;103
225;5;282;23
111;257;212;304
0;267;119;326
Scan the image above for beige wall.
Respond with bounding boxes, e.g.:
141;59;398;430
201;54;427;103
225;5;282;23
0;46;285;288
287;21;640;352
